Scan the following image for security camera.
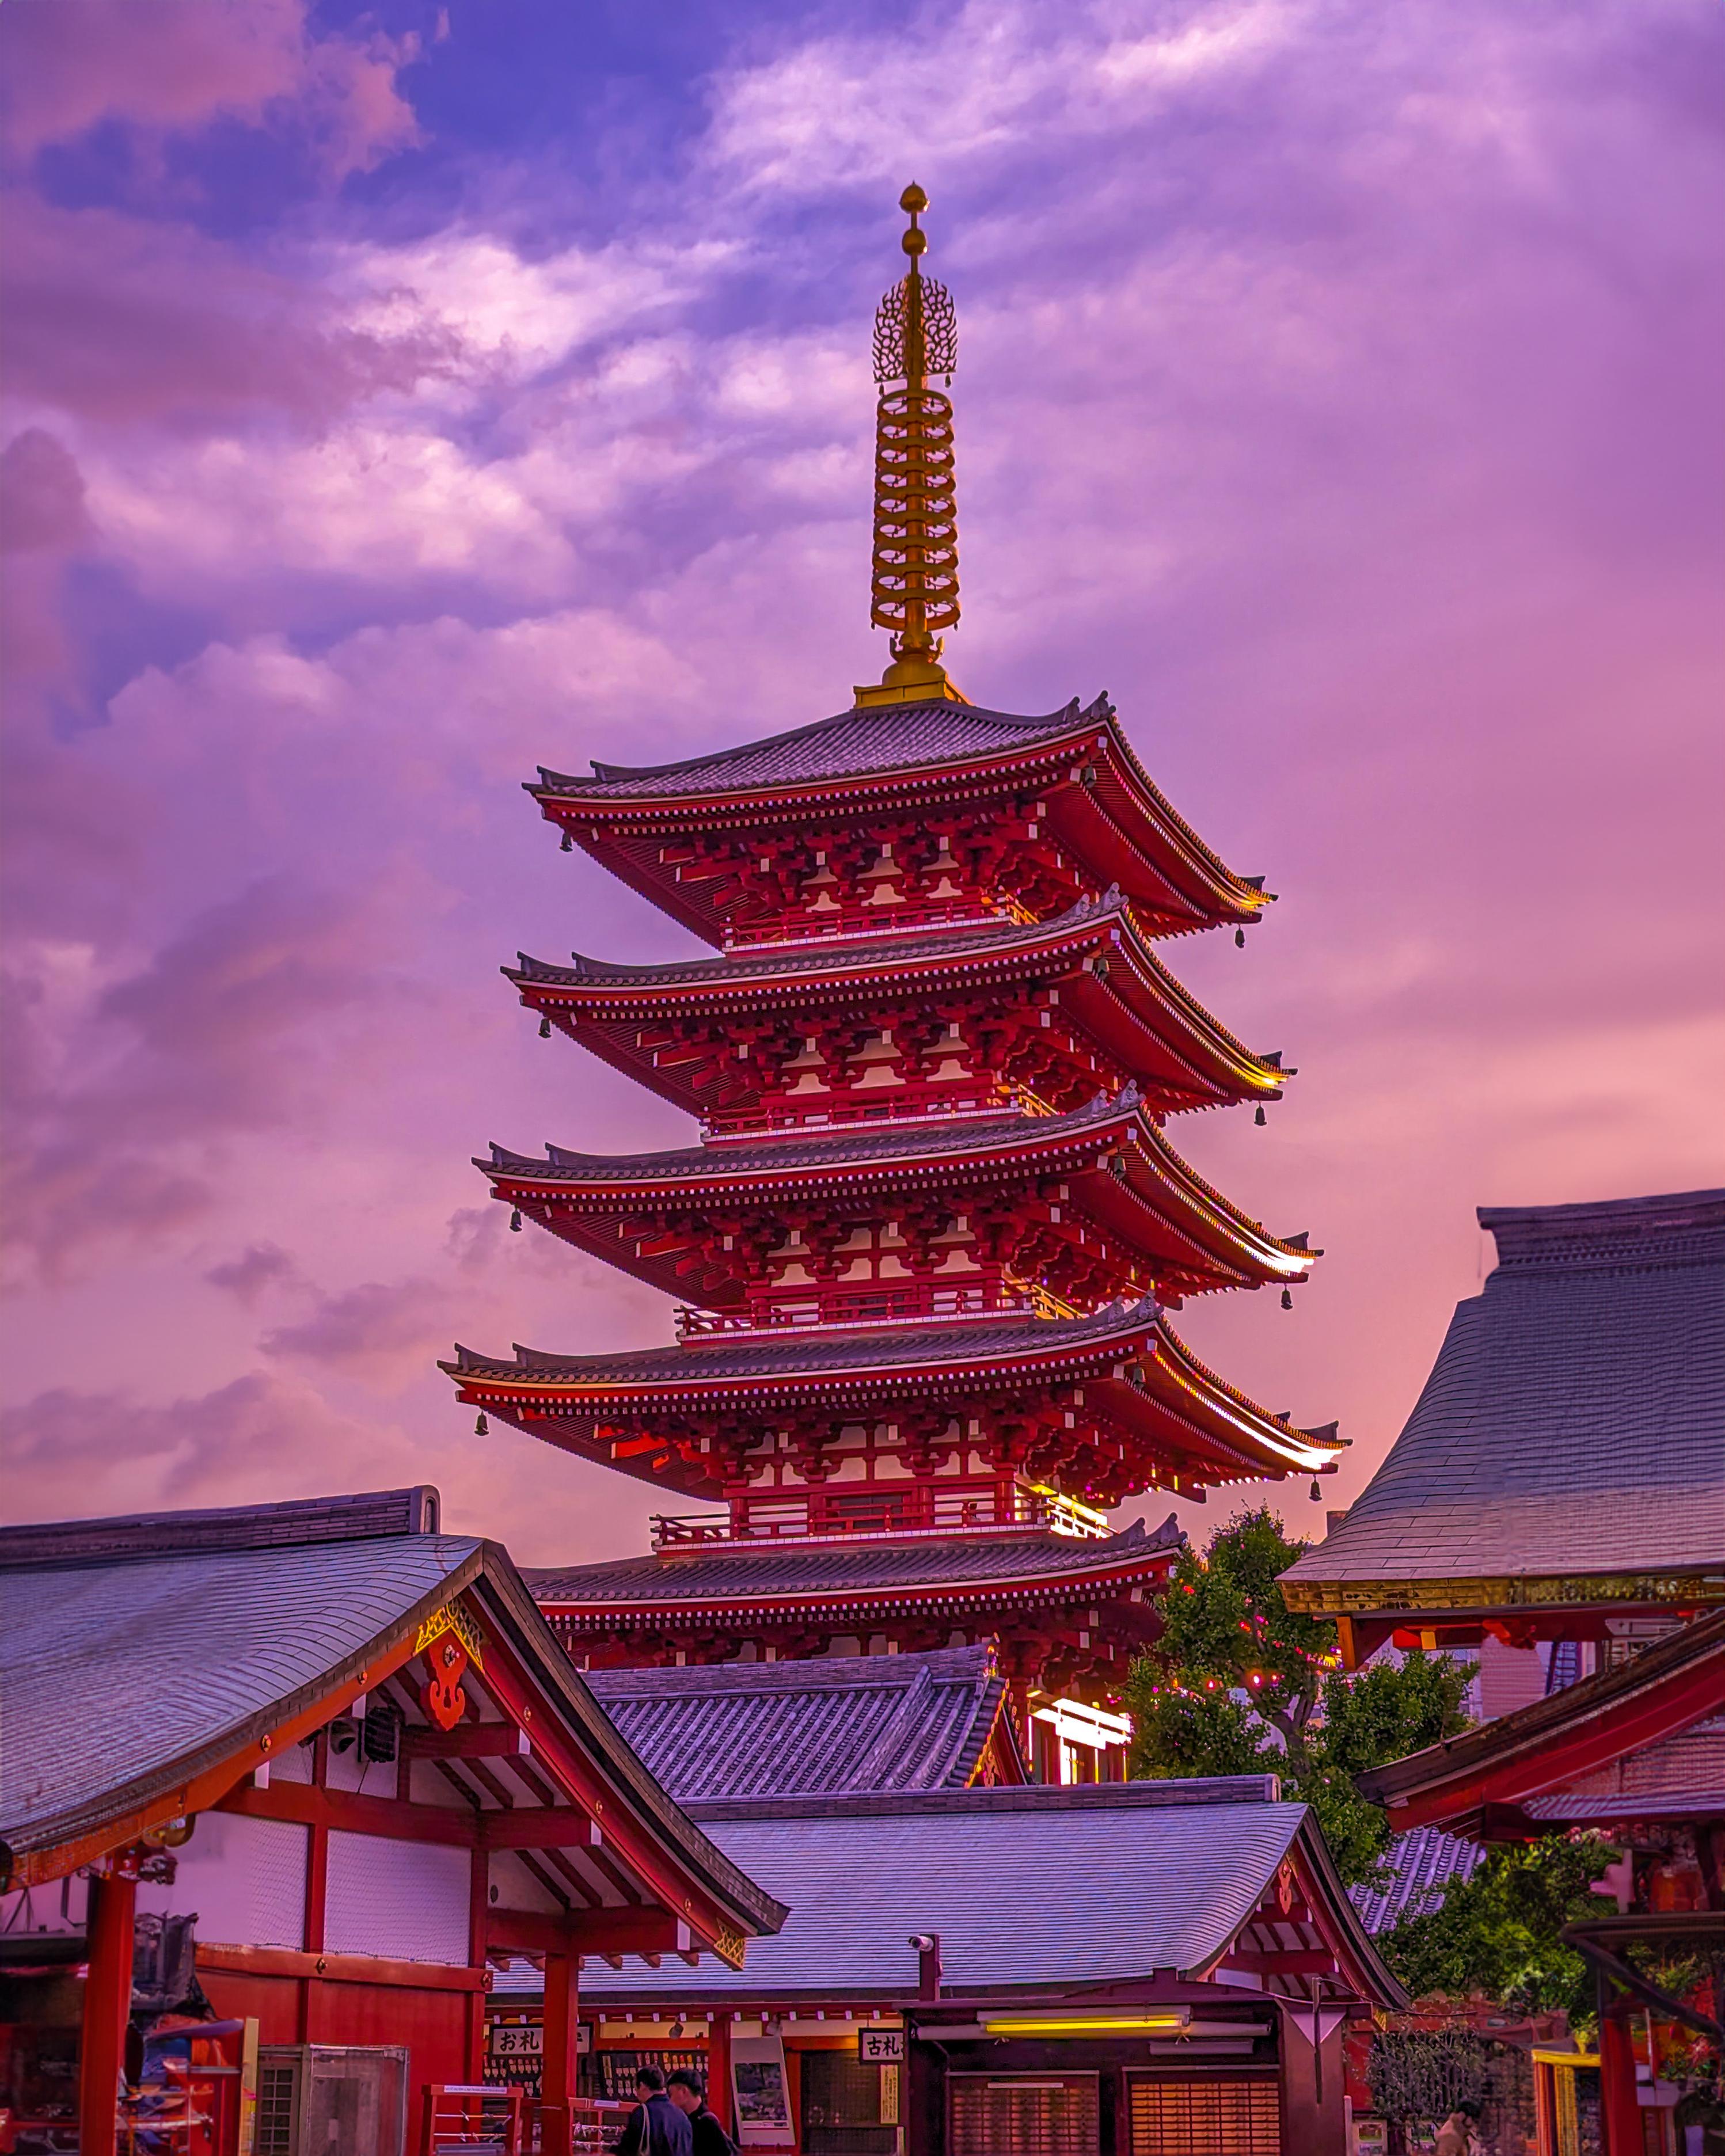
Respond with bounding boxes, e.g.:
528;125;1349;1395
909;1934;937;1953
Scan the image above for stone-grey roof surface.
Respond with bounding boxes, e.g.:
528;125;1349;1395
453;1299;1161;1389
571;1782;1310;1997
488;1096;1122;1184
512;888;1123;992
537;699;1099;802
1347;1827;1485;1936
584;1647;1012;1798
1282;1190;1725;1590
0;1528;480;1844
528;1515;1181;1604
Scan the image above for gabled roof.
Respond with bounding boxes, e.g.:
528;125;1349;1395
527;1515;1183;1610
528;693;1270;944
1356;1606;1725;1834
482;1086;1314;1307
584;1646;1020;1798
0;1488;788;1950
551;1781;1403;2007
511;889;1286;1117
1281;1190;1725;1619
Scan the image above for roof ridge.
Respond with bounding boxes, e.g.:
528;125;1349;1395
683;1775;1283;1822
535;698;1093;797
0;1487;444;1571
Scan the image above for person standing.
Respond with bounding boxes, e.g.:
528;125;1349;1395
666;2068;738;2156
616;2066;693;2156
1435;2098;1483;2156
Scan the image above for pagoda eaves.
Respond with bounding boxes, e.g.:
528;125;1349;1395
531;693;1273;948
511;887;1290;1134
479;1085;1316;1320
449;192;1338;1719
443;1297;1340;1513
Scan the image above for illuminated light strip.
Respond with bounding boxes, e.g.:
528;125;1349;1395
982;2014;1188;2036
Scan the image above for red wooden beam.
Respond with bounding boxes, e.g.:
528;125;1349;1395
481;1810;601;1851
196;1942;487;1991
79;1866;136;2156
218;1779;474;1845
404;1724;531;1760
486;1907;682;1957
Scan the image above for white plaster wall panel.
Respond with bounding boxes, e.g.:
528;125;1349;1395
136;1813;307;1948
324;1832;470;1964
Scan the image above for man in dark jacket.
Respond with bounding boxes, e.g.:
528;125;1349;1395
666;2068;737;2156
615;2067;693;2156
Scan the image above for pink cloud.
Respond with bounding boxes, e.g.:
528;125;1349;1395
2;197;456;429
0;0;419;177
205;1242;302;1305
0;1370;416;1523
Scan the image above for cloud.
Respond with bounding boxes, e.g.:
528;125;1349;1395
0;1369;411;1524
1;877;402;1283
205;1242;302;1305
0;0;419;178
264;1275;461;1389
2;197;457;431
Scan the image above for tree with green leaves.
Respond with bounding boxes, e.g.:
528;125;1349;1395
1378;1832;1616;2022
1123;1507;1474;1884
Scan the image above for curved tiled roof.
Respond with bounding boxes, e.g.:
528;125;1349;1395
1282;1189;1725;1602
1347;1827;1485;1936
527;1514;1183;1606
492;1095;1119;1183
539;699;1097;802
454;1297;1163;1389
585;1645;1017;1798
542;1782;1403;2007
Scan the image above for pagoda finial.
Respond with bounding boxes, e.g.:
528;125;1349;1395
854;184;968;709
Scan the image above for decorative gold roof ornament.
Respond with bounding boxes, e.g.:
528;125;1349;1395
854;184;970;708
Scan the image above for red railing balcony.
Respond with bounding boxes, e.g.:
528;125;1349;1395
675;1277;1077;1340
650;1480;1111;1552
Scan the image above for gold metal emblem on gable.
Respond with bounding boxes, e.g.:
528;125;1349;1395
416;1600;486;1667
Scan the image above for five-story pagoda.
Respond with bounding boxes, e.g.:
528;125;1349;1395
446;190;1342;1775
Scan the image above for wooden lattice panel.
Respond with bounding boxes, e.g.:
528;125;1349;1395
948;2073;1099;2156
1126;2075;1281;2155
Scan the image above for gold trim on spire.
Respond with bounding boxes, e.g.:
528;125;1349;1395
855;184;968;708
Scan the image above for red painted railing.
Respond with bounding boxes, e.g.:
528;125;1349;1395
651;1480;1110;1551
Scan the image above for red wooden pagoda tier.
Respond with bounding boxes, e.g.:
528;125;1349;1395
529;691;1270;948
447;1299;1338;1515
448;199;1339;1741
510;886;1289;1138
478;1084;1315;1320
522;1515;1184;1706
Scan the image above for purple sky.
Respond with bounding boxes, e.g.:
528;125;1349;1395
2;0;1721;1563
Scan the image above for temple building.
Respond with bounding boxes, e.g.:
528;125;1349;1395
446;188;1342;1773
1281;1188;1725;1668
0;1489;784;2156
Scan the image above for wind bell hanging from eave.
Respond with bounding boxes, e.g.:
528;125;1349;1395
854;184;969;708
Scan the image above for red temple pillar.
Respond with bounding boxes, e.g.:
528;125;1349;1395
1598;2007;1643;2156
79;1864;137;2156
541;1948;581;2156
709;2011;734;2138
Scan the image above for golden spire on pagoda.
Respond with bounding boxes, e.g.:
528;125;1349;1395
854;184;969;708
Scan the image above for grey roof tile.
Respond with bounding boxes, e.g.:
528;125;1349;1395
454;1299;1162;1390
0;1534;480;1842
1283;1189;1725;1590
529;1516;1182;1604
1348;1828;1485;1936
584;1647;1013;1799
575;1784;1305;1997
537;701;1096;803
